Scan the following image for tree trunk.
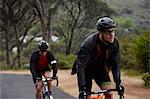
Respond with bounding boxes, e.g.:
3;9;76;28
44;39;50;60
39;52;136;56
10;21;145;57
5;25;14;67
5;30;11;66
17;44;21;67
14;25;22;67
66;31;74;55
41;16;52;50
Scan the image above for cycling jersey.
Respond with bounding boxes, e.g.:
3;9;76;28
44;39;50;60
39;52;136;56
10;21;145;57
36;54;50;72
30;51;57;83
75;32;121;91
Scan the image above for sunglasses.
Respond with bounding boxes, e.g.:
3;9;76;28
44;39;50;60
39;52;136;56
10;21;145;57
104;29;115;35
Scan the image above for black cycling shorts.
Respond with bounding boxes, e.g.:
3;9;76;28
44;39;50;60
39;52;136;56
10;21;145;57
85;70;111;92
32;67;50;83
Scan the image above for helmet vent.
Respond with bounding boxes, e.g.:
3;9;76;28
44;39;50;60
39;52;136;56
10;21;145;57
101;19;104;22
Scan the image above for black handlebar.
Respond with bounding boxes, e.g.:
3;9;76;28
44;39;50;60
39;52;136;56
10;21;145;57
51;76;59;86
42;76;59;87
88;89;117;95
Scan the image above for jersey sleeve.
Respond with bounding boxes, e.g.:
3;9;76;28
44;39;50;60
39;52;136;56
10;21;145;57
29;52;39;78
47;51;57;74
77;42;92;88
111;39;121;84
47;51;57;65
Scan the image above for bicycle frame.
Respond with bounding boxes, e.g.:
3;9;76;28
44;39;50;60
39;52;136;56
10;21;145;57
42;76;59;99
87;89;125;99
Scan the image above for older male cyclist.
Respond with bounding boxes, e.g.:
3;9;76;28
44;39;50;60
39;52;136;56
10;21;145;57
72;16;123;99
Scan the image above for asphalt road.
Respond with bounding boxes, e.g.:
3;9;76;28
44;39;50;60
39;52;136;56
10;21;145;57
0;73;75;99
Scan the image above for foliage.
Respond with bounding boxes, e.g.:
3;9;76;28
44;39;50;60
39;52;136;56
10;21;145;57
142;73;150;87
54;0;115;55
105;0;150;28
120;36;137;69
0;65;29;70
115;16;134;28
120;32;150;73
0;0;149;75
133;32;150;73
120;32;149;87
114;16;135;37
134;27;150;35
24;40;37;58
26;0;62;42
0;49;6;62
122;69;141;76
56;54;76;69
0;0;37;67
51;38;66;54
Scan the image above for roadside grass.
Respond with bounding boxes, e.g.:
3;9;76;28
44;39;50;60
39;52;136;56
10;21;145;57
122;69;142;77
0;66;29;71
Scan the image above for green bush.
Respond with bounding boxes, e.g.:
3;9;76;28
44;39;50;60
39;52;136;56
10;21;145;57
120;36;138;69
122;69;141;76
56;54;76;69
57;60;69;69
133;32;150;73
120;32;150;73
142;73;150;87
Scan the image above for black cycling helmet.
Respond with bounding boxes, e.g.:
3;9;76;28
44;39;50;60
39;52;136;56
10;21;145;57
38;40;49;52
96;16;116;32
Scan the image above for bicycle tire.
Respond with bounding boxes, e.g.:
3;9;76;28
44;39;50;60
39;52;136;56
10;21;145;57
42;94;53;99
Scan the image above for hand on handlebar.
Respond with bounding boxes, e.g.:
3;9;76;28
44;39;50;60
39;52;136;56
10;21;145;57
116;85;124;96
51;75;59;87
51;75;58;80
36;77;42;82
79;85;87;99
36;77;42;80
79;91;87;99
52;72;57;77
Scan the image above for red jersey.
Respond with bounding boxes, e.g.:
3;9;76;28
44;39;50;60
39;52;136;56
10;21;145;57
36;54;49;70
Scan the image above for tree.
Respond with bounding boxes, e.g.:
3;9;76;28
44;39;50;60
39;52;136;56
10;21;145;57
0;0;13;66
0;0;36;67
26;0;62;45
55;0;115;55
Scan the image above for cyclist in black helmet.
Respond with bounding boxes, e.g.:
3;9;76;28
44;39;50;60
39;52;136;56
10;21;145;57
30;40;57;99
72;16;123;99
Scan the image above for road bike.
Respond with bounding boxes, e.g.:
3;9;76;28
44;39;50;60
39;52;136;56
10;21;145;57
41;76;59;99
85;86;125;99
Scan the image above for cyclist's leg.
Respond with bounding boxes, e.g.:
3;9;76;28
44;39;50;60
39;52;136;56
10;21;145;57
85;72;93;93
100;82;113;99
85;77;92;99
36;80;42;99
94;74;113;99
32;71;42;99
77;70;92;99
43;71;52;94
78;70;93;92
